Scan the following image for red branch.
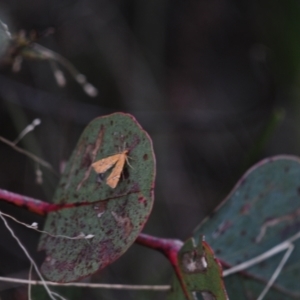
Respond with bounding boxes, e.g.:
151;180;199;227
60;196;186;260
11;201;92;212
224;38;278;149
136;233;190;297
0;189;145;215
0;188;294;298
0;188;191;298
136;233;183;268
0;188;185;269
0;188;230;298
0;189;88;215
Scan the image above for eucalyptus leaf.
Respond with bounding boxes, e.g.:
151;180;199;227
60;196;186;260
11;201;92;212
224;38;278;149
38;113;156;282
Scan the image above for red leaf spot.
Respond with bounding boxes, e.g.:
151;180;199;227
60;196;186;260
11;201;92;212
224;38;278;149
138;196;147;205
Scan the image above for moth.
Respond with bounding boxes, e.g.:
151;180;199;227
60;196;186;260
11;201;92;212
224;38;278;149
91;150;129;188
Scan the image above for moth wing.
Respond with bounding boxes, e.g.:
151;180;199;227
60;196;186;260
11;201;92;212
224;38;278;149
92;154;120;174
106;153;127;188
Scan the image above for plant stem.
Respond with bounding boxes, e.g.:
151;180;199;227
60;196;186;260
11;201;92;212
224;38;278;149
0;189;83;215
0;188;188;295
0;275;171;291
136;233;183;267
0;187;184;256
136;233;190;298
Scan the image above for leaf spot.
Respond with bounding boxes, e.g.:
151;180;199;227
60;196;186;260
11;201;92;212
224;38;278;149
111;211;133;238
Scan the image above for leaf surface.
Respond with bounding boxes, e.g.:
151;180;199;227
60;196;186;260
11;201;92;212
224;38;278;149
38;113;155;282
195;156;300;299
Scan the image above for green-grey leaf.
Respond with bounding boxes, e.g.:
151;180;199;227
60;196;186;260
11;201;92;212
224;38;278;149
195;156;300;299
38;113;156;282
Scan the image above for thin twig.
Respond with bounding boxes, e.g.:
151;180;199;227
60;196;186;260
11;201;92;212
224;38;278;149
51;292;68;300
223;230;300;299
0;211;94;241
223;242;290;277
28;263;33;300
30;44;98;97
0;136;57;175
257;243;294;300
0;276;171;291
0;213;56;300
223;229;300;277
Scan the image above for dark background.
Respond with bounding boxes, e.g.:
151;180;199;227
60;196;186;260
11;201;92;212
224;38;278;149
0;0;300;299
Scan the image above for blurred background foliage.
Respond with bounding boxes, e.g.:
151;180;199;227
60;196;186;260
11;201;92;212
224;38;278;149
0;0;300;299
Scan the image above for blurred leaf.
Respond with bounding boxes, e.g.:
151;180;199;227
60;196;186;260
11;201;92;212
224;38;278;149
195;156;300;299
0;20;10;57
38;113;156;282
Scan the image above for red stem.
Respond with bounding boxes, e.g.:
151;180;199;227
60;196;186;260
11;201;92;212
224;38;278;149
136;233;191;298
0;187;185;260
136;233;183;268
0;188;189;298
0;188;146;215
0;189;185;263
0;188;235;299
0;189;293;298
0;189;88;215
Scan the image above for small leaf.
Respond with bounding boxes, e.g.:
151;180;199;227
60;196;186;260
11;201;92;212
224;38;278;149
168;237;228;300
38;113;156;282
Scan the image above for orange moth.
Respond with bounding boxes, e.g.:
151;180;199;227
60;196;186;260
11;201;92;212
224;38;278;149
91;150;129;188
